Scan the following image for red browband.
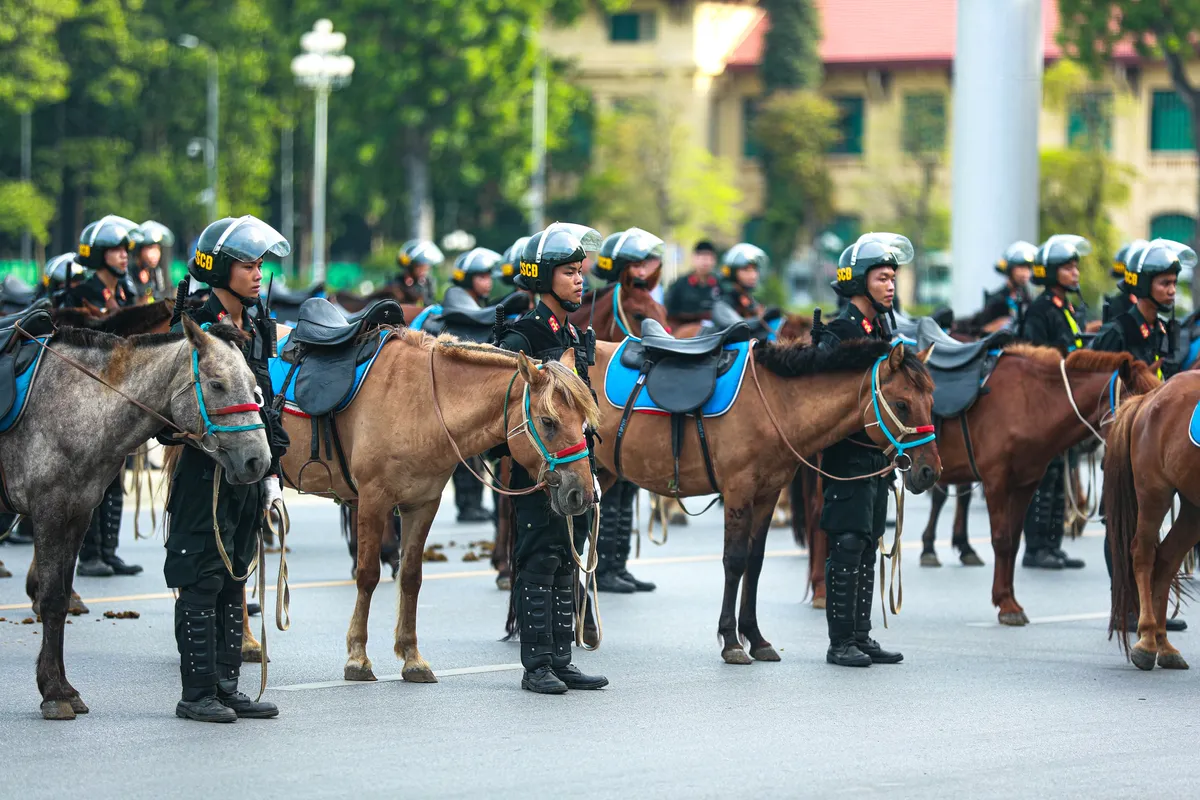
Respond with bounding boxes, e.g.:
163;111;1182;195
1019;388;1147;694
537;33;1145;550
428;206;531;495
210;403;261;416
554;441;588;458
913;425;935;434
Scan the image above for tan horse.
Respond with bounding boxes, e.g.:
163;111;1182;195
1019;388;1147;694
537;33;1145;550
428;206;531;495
1104;372;1200;670
276;327;598;682
589;337;941;664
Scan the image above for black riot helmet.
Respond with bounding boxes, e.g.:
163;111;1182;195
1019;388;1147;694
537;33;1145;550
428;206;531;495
834;232;913;310
719;243;769;282
134;220;176;253
516;222;602;311
186;215;291;306
397;239;445;274
1121;238;1193;310
44;252;86;294
995;240;1037;278
1032;234;1090;289
452;247;502;288
75;215;138;275
496;236;531;288
593;227;665;284
1112;239;1148;280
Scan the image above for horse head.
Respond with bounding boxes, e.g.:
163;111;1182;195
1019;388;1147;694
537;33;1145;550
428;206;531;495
865;342;942;493
507;350;599;517
172;316;273;484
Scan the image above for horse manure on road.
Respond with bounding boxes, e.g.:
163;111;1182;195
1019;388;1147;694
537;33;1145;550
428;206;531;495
423;545;448;563
21;618;34;625
103;611;141;620
462;551;479;562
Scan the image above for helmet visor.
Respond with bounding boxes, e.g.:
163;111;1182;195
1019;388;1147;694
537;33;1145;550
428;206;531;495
212;216;291;262
617;227;665;262
87;215;140;249
136;220;176;247
854;232;914;266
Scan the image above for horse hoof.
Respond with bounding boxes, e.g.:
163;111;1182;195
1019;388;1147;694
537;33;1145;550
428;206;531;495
402;664;438;683
960;551;986;567
750;645;781;662
69;593;89;615
920;552;941;568
69;695;89;714
1131;646;1157;671
811;595;826;610
998;612;1027;626
1157;652;1189;670
0;562;11;579
344;663;377;682
496;575;512;591
241;647;269;664
721;647;753;665
40;700;76;721
583;626;600;649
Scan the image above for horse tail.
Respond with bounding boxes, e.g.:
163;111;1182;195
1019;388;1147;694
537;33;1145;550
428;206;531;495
340;503;353;542
789;468;807;548
1104;393;1147;653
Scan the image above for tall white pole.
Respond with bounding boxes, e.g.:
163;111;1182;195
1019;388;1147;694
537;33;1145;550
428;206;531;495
312;86;330;283
950;0;1042;314
207;51;220;222
20;111;31;264
530;47;548;234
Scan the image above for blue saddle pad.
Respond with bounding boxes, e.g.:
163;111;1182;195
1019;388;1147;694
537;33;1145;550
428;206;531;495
1190;401;1200;449
0;338;50;434
409;304;442;332
604;338;751;417
268;329;390;414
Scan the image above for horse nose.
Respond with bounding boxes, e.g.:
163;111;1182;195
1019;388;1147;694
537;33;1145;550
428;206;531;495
566;487;584;512
245;456;264;480
917;464;936;488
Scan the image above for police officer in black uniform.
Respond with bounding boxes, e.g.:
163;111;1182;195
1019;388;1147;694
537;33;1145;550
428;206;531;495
42;253;86;309
978;241;1036;331
130;220;175;299
1102;241;1145;324
665;240;722;323
491;237;531;305
591;227;666;593
396;239;443;305
492;222;608;694
444;247;503;523
817;233;912;668
719;243;767;318
165;215;291;722
1018;234;1090;570
62;217;144;577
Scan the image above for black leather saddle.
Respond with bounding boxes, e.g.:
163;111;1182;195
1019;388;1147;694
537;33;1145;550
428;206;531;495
293;297;404;347
640;318;751;360
0;308;55;422
1;275;38;309
429;294;530;344
910;318;1012;418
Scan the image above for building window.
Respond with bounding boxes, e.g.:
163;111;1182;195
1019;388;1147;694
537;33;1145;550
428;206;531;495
609;12;656;43
830;96;864;155
902;92;947;154
1149;213;1196;244
1151;90;1194;152
1067;91;1112;151
743;97;761;159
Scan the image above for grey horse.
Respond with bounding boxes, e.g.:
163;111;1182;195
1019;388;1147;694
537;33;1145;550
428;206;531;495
1;315;271;720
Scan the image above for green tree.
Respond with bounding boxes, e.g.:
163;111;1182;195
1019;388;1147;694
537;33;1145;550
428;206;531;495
896;91;949;285
760;0;822;92
0;0;76;113
1058;0;1200;243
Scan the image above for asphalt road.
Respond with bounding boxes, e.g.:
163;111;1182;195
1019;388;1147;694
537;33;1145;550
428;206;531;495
1;485;1195;800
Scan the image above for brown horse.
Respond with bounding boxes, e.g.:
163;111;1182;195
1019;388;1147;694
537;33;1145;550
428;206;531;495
1104;373;1200;670
52;301;175;336
276;327;598;682
589;337;941;664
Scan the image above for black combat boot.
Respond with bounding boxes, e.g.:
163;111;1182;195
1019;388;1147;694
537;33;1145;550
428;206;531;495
175;594;236;723
826;533;871;667
76;510;114;577
1022;461;1065;570
517;567;568;694
595;489;635;593
98;478;142;575
215;592;278;718
1046;474;1085;569
614;481;655;592
551;571;608;689
454;461;491;523
854;546;903;664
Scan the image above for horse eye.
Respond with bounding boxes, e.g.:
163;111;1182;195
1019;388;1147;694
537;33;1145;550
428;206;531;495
634;314;646;322
895;400;909;414
209;380;227;393
539;416;557;432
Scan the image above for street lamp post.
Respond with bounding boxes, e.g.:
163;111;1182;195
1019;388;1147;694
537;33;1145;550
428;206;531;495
179;35;219;223
291;19;354;284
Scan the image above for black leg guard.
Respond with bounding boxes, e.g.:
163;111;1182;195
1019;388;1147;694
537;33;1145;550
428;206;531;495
826;532;871;667
517;560;567;694
99;476;141;575
175;587;236;722
1047;466;1085;569
853;543;903;663
551;570;608;690
76;506;113;577
453;461;490;523
595;488;635;593
615;481;655;592
1023;459;1065;569
214;584;278;718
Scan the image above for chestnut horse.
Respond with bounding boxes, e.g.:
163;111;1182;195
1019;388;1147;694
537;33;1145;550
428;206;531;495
1104;373;1200;670
276;327;598;682
590;338;941;664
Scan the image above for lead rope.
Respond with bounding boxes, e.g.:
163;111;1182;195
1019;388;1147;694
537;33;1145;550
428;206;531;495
878;482;906;628
1059;360;1105;444
651;495;669;546
567;509;603;650
129;445;157;540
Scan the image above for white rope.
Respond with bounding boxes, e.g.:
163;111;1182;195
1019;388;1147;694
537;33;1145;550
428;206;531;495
1059;360;1105;444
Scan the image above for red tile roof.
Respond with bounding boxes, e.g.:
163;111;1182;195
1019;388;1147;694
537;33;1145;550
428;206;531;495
726;0;1139;71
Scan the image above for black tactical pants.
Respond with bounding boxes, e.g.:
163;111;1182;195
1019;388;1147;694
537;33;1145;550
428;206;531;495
1023;454;1065;555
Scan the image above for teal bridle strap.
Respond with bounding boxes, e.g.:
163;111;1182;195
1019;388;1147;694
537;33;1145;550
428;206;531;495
870;355;936;458
612;284;634;340
191;323;266;437
522;387;589;471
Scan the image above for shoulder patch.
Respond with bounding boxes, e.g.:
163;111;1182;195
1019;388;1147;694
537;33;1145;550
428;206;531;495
1140;322;1151;339
1051;295;1063;309
861;317;873;334
548;315;560;333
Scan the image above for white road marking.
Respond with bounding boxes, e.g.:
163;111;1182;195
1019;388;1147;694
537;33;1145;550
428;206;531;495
274;662;524;691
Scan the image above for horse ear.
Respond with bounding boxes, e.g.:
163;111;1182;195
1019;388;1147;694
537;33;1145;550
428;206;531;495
887;341;906;372
516;351;541;387
916;345;933;364
1118;357;1134;389
181;314;208;353
559;347;577;372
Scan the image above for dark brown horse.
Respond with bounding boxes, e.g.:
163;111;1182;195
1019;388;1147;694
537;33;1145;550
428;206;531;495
1104;372;1200;670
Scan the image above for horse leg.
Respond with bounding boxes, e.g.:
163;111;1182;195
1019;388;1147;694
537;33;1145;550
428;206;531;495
0;558;9;579
34;511;91;719
240;588;266;663
26;550;88;616
990;485;1035;625
1148;500;1196;670
739;499;781;661
805;469;826;609
1129;493;1173;670
718;499;755;665
921;484;947;567
493;462;513;591
344;498;386;682
953;486;984;566
395;500;441;683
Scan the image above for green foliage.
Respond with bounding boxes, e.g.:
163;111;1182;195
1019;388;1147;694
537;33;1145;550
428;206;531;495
0;0;77;113
759;0;822;93
901;92;947;156
0;181;56;243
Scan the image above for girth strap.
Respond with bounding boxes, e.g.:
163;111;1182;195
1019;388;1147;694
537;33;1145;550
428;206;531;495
960;414;982;483
613;362;652;481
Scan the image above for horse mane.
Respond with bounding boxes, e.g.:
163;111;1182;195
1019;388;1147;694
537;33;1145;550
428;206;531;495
757;339;934;392
1001;343;1063;365
397;327;601;427
1002;343;1162;395
50;321;246;351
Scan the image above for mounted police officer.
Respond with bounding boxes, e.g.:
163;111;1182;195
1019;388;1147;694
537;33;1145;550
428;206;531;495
979;241;1036;331
591;227;665;594
43;253;86;307
130;220;175;299
1102;241;1145;324
664;240;722;323
492;222;607;694
817;232;912;668
166;215;291;722
443;247;503;523
396;239;444;305
719;243;766;318
1019;234;1091;570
